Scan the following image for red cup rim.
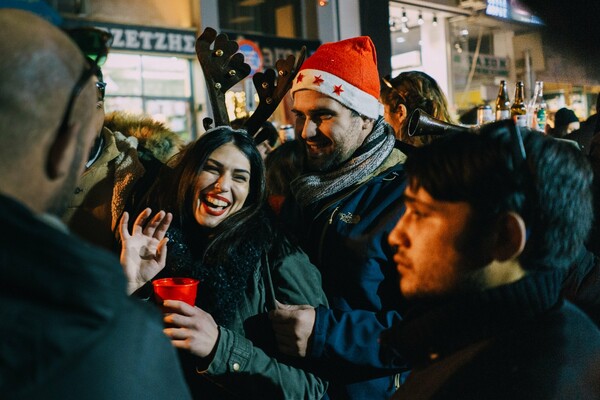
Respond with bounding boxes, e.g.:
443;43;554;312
152;277;199;287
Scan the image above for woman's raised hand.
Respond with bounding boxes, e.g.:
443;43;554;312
119;208;172;295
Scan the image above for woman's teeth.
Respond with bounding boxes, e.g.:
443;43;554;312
205;195;229;208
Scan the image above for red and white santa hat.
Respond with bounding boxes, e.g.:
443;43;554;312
291;36;382;119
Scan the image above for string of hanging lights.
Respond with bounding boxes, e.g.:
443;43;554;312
389;8;439;32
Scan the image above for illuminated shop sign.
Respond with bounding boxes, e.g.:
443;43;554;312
222;31;320;72
485;0;543;25
238;39;263;76
62;19;197;57
453;53;510;77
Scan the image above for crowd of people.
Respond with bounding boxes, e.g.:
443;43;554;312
1;6;600;400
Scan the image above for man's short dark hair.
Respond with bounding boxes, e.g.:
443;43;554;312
404;127;593;270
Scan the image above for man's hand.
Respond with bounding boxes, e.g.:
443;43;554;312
269;301;316;357
163;300;220;359
119;208;172;295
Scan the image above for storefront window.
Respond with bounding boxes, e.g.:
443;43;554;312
448;20;505;115
388;4;453;115
102;53;195;142
218;0;317;39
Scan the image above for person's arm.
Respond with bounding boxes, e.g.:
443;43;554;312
163;299;328;399
272;304;406;367
271;250;407;371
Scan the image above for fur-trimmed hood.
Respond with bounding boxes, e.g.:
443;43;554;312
104;111;184;163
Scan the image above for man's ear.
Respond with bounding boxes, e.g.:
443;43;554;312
45;123;79;180
493;211;526;261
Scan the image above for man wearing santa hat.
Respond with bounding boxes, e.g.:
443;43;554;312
270;36;409;399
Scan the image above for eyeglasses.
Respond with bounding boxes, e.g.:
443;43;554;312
96;81;107;101
64;27;113;66
56;58;101;135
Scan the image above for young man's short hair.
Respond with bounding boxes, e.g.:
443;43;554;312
404;126;593;270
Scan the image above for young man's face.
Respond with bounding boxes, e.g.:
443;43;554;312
292;90;371;172
388;184;484;299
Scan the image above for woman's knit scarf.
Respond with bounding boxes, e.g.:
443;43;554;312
290;117;396;207
163;222;265;328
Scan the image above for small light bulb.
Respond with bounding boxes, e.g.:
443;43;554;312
401;8;408;23
432;14;438;26
319;0;328;6
417;11;424;25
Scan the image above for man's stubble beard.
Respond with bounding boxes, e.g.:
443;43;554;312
304;118;363;173
304;145;346;173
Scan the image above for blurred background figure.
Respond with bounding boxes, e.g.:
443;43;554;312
230;117;278;159
380;70;455;147
62;26;184;251
566;94;599;155
278;124;296;143
265;140;304;215
548;107;580;138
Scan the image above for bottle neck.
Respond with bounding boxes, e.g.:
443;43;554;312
514;85;524;103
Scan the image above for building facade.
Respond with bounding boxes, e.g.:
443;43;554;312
15;0;600;139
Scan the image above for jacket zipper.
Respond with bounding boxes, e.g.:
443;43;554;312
316;205;341;264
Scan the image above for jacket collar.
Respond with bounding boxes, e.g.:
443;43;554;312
381;268;564;366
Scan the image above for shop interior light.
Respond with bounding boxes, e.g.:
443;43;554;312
401;23;409;33
318;0;328;6
417;11;424;25
432;14;438;26
401;8;408;23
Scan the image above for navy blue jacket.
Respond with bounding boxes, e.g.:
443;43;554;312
282;152;409;400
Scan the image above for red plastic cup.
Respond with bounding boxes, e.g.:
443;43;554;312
152;277;199;306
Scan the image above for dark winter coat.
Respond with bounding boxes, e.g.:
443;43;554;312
386;269;600;399
149;218;330;400
0;194;190;399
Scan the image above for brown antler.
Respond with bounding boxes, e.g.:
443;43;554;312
196;27;251;129
245;46;306;142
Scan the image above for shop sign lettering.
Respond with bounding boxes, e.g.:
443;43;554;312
109;28;196;54
63;19;197;57
486;0;509;19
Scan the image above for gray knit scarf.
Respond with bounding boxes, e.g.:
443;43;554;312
291;117;396;207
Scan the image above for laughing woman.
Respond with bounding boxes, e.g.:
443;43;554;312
122;126;328;399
